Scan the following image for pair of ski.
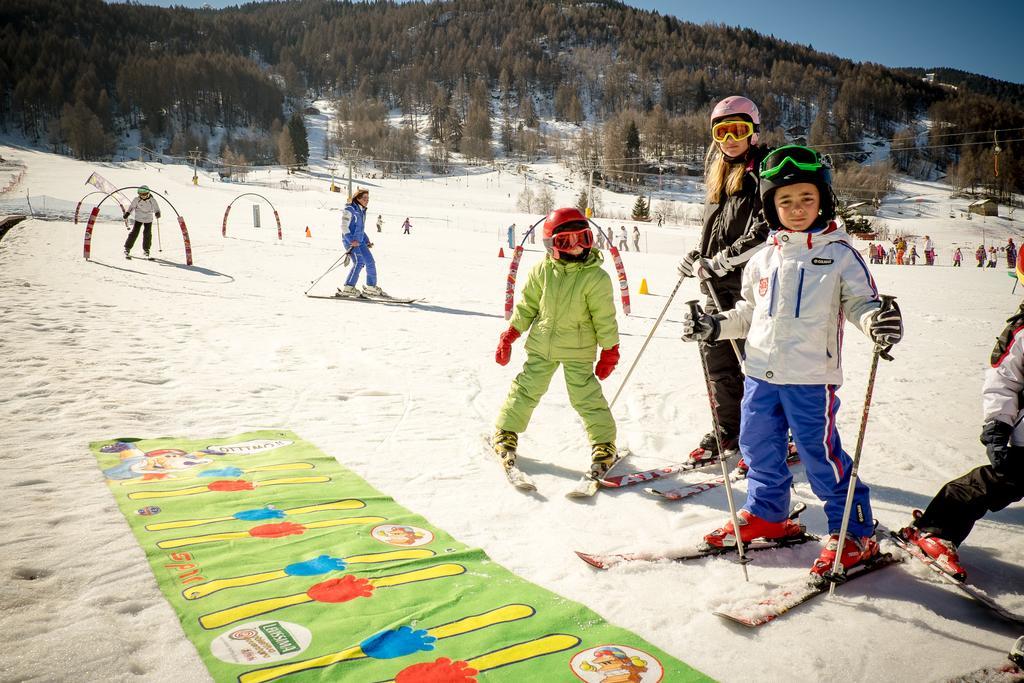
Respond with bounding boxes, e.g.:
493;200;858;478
306;292;420;305
885;528;1024;627
577;507;901;628
488;433;629;498
499;449;739;499
500;451;631;498
608;447;799;502
577;523;1024;628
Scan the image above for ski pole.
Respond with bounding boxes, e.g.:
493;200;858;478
686;299;749;581
825;294;896;595
305;250;352;295
156;215;163;253
698;259;743;365
609;273;686;409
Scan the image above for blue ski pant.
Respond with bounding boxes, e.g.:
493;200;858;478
344;244;377;287
739;376;874;538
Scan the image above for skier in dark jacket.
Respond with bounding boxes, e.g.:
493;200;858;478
897;299;1024;580
676;96;772;459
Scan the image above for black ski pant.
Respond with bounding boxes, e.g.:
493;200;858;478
698;275;745;442
914;464;1024;547
125;221;152;253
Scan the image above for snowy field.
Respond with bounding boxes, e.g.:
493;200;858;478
0;138;1022;683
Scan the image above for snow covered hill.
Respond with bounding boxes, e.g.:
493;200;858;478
0;142;1021;682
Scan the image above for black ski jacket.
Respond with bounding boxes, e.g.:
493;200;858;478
698;145;772;299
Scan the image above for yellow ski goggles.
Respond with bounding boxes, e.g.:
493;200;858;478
711;119;755;143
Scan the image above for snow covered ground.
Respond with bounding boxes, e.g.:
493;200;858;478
0;139;1022;683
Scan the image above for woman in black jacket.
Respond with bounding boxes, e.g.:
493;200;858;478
678;96;772;460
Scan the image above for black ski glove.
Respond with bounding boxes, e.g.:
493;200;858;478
980;419;1014;473
869;299;903;347
123;212;130;219
682;307;721;343
155;212;161;219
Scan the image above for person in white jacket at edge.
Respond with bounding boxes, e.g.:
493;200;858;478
682;144;904;579
895;299;1024;581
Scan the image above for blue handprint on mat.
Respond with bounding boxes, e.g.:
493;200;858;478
360;626;437;659
198;466;243;478
233;507;285;521
284;555;347;576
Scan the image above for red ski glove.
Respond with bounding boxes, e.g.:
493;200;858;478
595;344;620;380
494;326;522;366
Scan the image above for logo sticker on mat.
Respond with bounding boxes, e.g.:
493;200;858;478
211;620;311;664
371;524;434;547
203;439;293;455
570;644;664;682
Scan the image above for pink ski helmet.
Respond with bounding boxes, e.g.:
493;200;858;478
711;96;760;145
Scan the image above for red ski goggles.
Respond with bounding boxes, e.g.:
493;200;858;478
551;228;593;251
711;119;755;143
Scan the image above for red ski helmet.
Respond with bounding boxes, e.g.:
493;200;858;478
542;207;591;259
711;96;760;145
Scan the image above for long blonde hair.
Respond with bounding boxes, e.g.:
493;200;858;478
704;145;747;203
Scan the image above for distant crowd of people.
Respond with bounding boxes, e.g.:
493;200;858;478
866;236;1017;269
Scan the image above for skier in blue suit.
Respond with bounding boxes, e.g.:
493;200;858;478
337;186;388;298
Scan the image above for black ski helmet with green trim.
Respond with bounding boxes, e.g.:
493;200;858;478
758;145;835;228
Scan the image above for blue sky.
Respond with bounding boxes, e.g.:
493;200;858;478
116;0;1022;84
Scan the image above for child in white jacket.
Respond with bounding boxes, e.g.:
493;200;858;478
123;185;161;259
682;145;904;579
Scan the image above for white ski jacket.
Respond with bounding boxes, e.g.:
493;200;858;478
984;312;1024;443
717;219;882;386
127;195;160;222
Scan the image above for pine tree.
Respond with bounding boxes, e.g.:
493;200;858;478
287;112;308;165
631;195;650;220
277;127;296;167
575;188;590;214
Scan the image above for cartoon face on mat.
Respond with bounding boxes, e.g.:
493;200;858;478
101;442;213;480
371;524;433;547
570;645;662;683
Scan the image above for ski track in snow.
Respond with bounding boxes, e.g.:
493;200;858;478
0;138;1022;682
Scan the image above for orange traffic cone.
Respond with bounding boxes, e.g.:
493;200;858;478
498;247;505;258
639;278;649;295
305;226;312;238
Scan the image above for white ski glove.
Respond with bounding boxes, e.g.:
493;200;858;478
696;251;734;281
677;249;701;278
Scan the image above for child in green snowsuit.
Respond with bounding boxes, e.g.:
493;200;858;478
493;208;621;478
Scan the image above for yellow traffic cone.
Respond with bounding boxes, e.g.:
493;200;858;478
639;278;649;295
305;226;312;238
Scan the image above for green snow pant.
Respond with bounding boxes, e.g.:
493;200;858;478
496;354;616;445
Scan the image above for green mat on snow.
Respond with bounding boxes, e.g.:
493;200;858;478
91;429;712;683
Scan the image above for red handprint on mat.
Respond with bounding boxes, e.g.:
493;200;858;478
249;522;306;538
395;657;478;683
207;480;255;492
305;575;374;603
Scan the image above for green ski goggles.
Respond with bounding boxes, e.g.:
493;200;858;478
759;145;824;180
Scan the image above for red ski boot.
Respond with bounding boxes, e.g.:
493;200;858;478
688;432;737;463
703;510;804;548
898;524;966;581
810;532;879;578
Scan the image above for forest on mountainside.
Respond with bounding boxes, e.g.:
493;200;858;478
2;0;1022;197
